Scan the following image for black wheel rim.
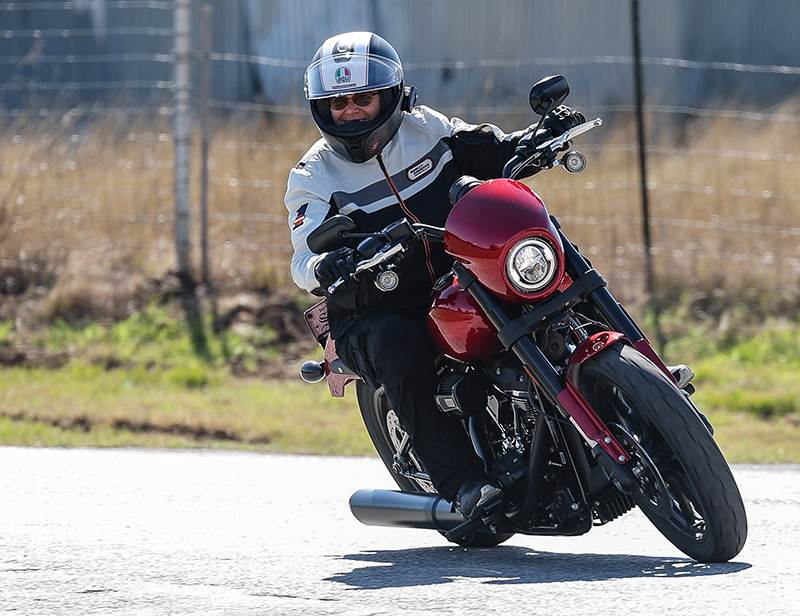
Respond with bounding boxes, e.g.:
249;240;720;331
661;468;708;542
594;383;709;545
608;422;672;518
371;387;435;493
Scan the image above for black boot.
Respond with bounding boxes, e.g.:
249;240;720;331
454;479;504;520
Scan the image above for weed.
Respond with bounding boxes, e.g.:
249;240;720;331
0;321;11;347
2;103;800;327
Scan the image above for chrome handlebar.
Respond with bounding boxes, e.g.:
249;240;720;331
507;117;603;180
327;242;409;294
539;117;603;152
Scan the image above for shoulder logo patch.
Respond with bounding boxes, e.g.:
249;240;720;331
407;157;434;182
292;203;309;230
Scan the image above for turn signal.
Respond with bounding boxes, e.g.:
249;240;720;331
300;360;326;383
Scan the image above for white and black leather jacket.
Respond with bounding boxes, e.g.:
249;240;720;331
285;105;529;338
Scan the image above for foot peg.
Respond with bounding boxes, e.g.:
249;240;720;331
668;364;714;435
669;364;695;390
444;500;503;544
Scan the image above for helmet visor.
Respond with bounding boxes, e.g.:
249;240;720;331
305;52;403;100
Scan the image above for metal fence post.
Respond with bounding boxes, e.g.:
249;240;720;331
173;0;193;286
631;0;663;348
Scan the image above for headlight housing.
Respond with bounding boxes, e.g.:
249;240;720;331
506;237;559;293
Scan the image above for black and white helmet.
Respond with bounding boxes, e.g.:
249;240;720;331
305;32;408;163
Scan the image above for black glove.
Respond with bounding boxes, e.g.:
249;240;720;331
541;105;586;139
517;105;587;153
314;246;358;291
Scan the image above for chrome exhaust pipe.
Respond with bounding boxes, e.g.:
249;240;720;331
349;489;464;531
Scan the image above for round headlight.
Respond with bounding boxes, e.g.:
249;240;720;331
506;237;558;293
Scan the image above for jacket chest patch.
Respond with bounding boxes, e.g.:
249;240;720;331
407;158;434;182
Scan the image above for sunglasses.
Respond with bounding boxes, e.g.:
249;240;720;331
328;92;377;111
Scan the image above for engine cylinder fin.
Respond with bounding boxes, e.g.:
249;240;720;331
592;488;635;524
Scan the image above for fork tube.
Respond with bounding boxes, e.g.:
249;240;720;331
511;411;552;522
557;228;647;344
555;225;679;379
453;263;563;405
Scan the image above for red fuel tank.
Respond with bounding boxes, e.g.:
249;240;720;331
427;281;504;362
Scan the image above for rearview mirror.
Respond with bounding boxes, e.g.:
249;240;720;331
306;215;356;254
529;75;570;115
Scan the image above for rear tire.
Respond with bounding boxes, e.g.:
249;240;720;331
356;381;435;494
576;344;747;562
356;380;513;547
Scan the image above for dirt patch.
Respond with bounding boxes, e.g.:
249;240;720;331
0;345;69;369
0;267;321;379
0;409;273;444
217;290;314;346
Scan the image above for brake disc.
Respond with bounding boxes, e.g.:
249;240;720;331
608;422;673;518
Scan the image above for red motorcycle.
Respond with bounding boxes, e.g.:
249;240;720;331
300;75;747;562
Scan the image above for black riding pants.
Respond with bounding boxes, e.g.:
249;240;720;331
335;308;486;501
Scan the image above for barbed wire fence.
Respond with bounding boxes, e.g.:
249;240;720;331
1;0;799;326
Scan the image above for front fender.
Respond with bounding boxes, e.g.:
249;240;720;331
566;331;626;386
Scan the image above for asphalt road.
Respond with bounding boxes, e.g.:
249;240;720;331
1;447;798;616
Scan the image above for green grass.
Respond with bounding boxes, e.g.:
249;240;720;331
653;310;800;463
0;301;374;455
0;365;373;454
0;303;798;462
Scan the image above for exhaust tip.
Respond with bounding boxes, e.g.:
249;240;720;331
349;488;463;531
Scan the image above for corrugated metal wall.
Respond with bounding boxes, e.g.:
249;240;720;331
2;0;799;114
2;0;799;307
242;0;800;114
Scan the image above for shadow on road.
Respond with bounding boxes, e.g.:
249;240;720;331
327;546;751;589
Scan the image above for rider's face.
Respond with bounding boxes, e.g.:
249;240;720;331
329;91;381;125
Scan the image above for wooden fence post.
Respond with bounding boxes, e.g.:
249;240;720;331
173;0;193;286
200;3;212;287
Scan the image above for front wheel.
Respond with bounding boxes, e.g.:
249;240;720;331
355;380;513;547
576;344;747;562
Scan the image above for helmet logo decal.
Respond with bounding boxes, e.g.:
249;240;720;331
319;32;371;92
335;67;352;84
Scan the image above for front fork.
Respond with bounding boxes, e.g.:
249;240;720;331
453;218;692;478
452;260;630;466
556;222;678;384
556;223;713;433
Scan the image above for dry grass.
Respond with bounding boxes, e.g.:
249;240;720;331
531;101;800;315
1;102;800;326
2;104;799;460
0;110;316;325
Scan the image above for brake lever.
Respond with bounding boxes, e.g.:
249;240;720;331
327;242;409;295
507;118;603;180
536;118;603;152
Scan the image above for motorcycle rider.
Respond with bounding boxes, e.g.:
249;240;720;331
285;31;585;521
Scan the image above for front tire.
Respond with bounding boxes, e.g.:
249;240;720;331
576;344;747;562
356;380;513;547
